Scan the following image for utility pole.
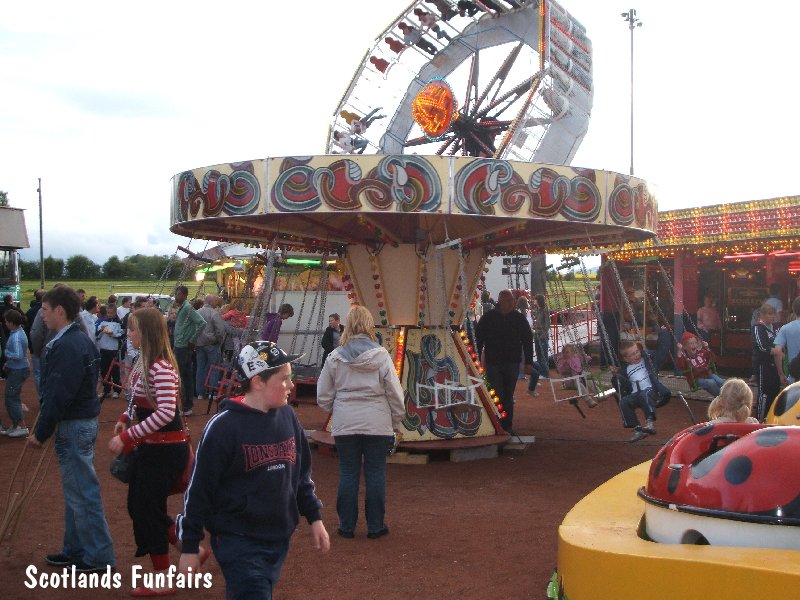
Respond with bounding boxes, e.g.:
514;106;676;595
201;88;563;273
621;9;642;176
37;178;44;289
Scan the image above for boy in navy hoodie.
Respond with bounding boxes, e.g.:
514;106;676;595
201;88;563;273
177;341;330;599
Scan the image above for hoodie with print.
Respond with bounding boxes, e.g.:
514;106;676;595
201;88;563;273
176;398;322;553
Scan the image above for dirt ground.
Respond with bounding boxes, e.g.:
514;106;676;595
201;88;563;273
0;374;706;599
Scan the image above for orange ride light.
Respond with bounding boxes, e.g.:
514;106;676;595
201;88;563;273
412;79;457;140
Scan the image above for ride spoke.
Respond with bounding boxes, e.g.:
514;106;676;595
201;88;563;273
470;42;524;117
463;49;480;114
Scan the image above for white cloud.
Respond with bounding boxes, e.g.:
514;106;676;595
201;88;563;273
5;0;800;266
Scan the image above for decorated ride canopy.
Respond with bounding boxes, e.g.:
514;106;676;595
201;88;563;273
171;155;657;258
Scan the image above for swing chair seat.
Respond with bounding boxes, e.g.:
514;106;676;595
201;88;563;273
548;373;615;406
293;363;321;386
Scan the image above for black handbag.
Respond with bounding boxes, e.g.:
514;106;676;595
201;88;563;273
110;449;137;483
111;382;139;483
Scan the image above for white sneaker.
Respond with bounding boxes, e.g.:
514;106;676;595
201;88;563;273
0;426;9;436
181;409;193;417
112;392;119;399
641;420;656;435
7;426;30;438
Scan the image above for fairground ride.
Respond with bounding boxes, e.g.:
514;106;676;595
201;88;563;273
170;0;657;453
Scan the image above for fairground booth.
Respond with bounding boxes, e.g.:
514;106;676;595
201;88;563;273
599;195;800;371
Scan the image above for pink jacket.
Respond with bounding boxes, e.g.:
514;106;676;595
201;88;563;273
556;353;583;377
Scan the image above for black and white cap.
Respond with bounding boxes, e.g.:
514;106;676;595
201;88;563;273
236;341;303;380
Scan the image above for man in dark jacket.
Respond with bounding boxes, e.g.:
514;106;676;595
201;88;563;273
24;288;44;343
476;289;533;433
320;313;344;365
27;285;115;573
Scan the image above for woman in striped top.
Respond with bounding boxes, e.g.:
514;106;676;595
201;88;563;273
108;307;197;596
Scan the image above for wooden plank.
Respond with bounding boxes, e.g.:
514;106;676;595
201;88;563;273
502;442;531;456
387;451;429;465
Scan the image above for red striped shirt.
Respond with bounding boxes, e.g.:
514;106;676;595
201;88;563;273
120;359;179;446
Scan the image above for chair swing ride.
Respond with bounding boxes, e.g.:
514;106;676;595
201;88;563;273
169;0;658;450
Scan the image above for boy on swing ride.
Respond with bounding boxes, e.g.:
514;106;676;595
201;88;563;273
612;340;671;443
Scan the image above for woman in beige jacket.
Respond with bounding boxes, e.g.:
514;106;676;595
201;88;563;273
317;306;405;539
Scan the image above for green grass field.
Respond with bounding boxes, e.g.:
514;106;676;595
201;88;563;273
18;280;205;309
18;278;594;311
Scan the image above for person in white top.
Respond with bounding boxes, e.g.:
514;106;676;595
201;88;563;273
116;296;131;321
79;296;100;341
96;304;123;399
774;297;800;386
317;306;404;539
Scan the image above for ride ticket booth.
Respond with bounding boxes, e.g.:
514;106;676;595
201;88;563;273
601;195;800;372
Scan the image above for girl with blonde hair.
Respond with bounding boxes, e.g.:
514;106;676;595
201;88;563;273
317;305;404;539
708;378;758;423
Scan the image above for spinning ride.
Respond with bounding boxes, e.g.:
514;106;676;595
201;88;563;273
170;0;656;449
171;158;656;447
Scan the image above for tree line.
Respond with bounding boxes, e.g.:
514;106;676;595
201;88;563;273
20;254;185;280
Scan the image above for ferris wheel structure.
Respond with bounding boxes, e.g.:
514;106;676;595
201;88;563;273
328;0;594;164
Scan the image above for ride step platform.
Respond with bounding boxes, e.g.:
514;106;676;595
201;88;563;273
501;435;536;456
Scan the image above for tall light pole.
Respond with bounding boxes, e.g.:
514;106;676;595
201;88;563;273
621;9;642;176
37;178;44;289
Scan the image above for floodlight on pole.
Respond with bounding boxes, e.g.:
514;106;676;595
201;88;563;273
621;9;642;176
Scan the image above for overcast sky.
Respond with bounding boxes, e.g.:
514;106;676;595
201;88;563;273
3;0;799;264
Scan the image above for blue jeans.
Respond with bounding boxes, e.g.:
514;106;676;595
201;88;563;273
212;533;289;600
54;418;115;567
194;343;222;397
696;374;725;397
4;367;29;426
334;434;392;535
534;337;550;379
620;389;657;429
486;362;520;431
173;346;194;411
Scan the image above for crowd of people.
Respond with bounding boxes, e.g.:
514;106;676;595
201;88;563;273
469;283;800;443
2;277;800;595
0;283;412;597
0;284;328;597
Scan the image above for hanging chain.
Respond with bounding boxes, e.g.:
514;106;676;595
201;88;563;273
553;253;593;370
311;267;330;366
436;243;448;328
651;244;702;336
289;266;314;356
244;243;278;345
293;255;328;360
